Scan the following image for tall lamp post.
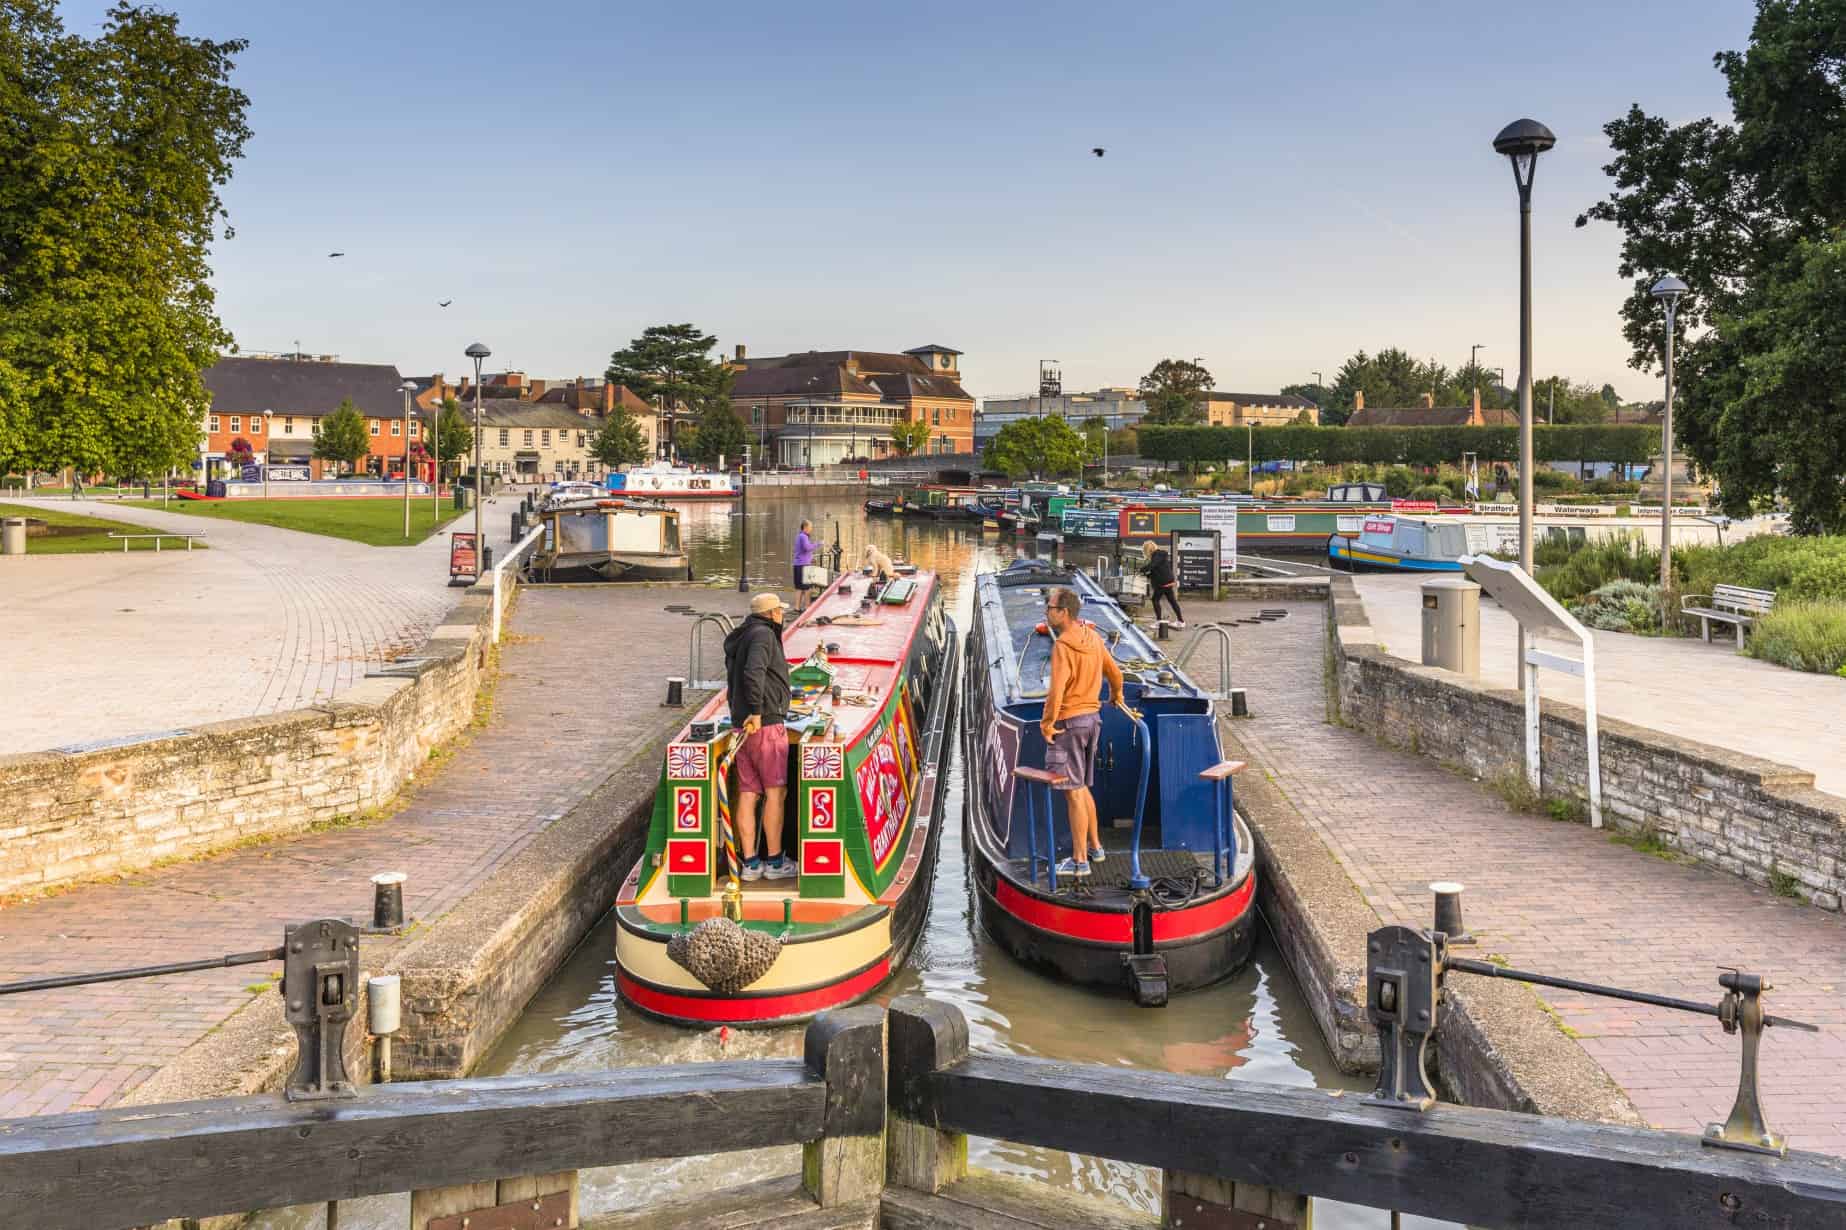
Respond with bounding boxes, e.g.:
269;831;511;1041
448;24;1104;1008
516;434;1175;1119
431;400;442;528
262;410;273;500
736;444;750;593
1492;117;1555;579
465;342;491;576
399;380;417;539
1651;275;1688;592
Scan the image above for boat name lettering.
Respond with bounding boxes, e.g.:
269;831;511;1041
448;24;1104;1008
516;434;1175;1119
856;729;908;871
673;787;702;831
1363;518;1396;535
1392;499;1439;513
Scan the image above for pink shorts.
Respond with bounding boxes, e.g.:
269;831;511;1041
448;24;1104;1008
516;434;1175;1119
736;723;789;793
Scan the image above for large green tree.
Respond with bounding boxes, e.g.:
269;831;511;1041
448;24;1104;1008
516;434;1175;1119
1138;358;1214;425
889;420;932;456
1578;0;1846;528
984;416;1088;479
685;401;747;466
605;324;726;420
314;399;369;475
430;398;474;476
0;3;250;480
590;409;649;469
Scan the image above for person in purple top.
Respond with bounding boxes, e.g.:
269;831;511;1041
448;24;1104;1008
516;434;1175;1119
792;519;818;599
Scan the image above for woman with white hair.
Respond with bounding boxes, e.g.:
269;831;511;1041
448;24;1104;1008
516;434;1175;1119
1141;539;1184;627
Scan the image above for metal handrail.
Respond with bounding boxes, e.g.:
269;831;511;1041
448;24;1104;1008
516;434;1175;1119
1173;623;1233;700
1125;711;1153;890
688;612;736;691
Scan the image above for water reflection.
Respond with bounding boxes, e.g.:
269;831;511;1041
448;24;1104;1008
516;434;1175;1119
250;493;1447;1230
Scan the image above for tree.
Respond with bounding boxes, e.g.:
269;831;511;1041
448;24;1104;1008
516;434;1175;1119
1139;359;1214;425
431;399;473;477
984;416;1088;479
686;401;747;467
1578;0;1846;526
1281;382;1338;425
590;410;649;469
890;420;933;456
1532;377;1610;424
0;4;250;480
314;399;369;475
605;324;725;421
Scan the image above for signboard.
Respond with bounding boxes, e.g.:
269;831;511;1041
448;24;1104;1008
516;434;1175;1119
1464;522;1521;555
1266;514;1296;533
241;464;262;482
1363;517;1397;535
1198;503;1239;571
1060;507;1118;539
1125;510;1158;538
855;724;908;872
270;465;310;482
1392;499;1439;513
449;532;480;579
1172;530;1221;598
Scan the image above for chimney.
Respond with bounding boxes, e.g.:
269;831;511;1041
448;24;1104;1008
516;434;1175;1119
1471;387;1482;425
735;344;746;361
1419;392;1435;409
1353;390;1364;411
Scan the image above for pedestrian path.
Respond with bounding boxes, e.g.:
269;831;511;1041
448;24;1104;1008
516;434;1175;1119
0;491;524;755
0;587;747;1119
1204;596;1846;1155
1353;573;1846;795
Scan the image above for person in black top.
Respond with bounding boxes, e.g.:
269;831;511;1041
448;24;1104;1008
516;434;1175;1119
722;593;797;880
1141;540;1184;628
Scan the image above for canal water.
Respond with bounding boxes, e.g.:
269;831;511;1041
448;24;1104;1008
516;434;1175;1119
256;493;1445;1230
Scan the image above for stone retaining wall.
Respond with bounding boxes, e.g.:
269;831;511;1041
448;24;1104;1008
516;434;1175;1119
1327;575;1846;911
0;594;495;898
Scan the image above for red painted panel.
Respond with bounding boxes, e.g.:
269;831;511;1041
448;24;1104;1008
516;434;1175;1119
618;958;890;1023
666;839;709;875
801;839;844;877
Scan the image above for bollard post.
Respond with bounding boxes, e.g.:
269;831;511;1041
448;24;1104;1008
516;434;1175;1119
885;995;969;1195
800;1003;887;1208
372;871;407;931
664;677;685;707
1430;880;1474;945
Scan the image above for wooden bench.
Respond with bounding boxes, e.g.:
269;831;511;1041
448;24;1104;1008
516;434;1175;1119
1680;583;1775;646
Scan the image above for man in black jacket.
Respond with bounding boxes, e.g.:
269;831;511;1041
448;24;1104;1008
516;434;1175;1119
723;592;796;881
1141;540;1184;627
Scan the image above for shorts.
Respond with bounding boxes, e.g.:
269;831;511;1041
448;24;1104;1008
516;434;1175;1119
736;723;789;793
1044;712;1101;791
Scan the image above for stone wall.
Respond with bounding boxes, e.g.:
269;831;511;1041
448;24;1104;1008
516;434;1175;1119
1327;576;1846;911
0;594;495;897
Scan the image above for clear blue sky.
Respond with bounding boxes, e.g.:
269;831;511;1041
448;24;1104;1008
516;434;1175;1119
66;0;1751;402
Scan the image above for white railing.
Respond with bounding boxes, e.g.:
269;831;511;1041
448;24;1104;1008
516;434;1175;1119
490;525;547;644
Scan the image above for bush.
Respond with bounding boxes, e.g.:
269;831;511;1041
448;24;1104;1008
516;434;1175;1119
1410;483;1449;503
1532;468;1579;492
1745;601;1846;675
1537;535;1660;603
1382;466;1417;498
1571;579;1662;633
1674;535;1846;605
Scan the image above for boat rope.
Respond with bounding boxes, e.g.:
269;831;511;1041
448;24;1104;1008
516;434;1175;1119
1146;866;1209;910
714;733;743;883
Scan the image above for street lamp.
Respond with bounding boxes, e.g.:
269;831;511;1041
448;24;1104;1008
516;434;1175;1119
262;410;273;500
465;342;491;577
399;380;417;539
736;443;750;593
1651;275;1688;591
1492;117;1555;579
1246;421;1255;493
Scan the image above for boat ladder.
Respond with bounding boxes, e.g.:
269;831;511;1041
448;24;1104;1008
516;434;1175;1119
687;612;736;691
1172;623;1234;700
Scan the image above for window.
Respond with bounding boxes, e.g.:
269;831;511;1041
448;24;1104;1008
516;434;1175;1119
249;416;263;434
752;407;763;424
523;430;534;446
576;432;585;448
208;415;220;432
390;420;401;437
409;421;418;438
369;420;380;435
931;408;940;426
498;429;509;446
541;430;551;446
284;417;295;435
229;416;241;432
311;419;320;436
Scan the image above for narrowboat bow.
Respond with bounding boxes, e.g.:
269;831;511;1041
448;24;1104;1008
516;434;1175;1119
614;568;959;1026
964;561;1257;1005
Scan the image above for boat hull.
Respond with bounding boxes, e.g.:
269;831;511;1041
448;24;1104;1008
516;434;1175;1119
1328;534;1464;573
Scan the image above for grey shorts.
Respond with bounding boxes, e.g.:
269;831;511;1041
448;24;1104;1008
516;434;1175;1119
1045;712;1101;791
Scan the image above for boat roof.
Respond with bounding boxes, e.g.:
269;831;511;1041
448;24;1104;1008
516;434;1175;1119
975;560;1207;705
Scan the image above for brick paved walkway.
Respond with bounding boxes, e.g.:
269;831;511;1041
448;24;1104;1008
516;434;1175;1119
0;491;527;755
0;587;749;1118
1202;598;1846;1155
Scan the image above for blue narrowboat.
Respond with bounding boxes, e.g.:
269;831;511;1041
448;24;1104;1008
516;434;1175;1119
963;560;1257;1005
1327;514;1470;572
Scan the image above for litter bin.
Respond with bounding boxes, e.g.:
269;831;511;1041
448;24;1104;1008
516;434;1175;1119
453;484;467;510
1421;577;1481;678
1;517;26;556
205;479;227;498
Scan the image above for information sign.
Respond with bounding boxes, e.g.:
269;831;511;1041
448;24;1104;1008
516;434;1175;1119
1198;504;1239;571
1172;529;1221;598
449;531;480;579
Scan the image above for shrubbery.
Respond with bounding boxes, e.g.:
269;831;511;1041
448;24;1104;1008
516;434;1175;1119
1139;423;1657;468
1536;536;1660;603
1674;535;1846;604
1572;579;1663;633
1745;602;1846;675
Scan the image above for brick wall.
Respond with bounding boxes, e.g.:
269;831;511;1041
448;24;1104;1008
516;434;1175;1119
0;595;496;897
1327;576;1846;911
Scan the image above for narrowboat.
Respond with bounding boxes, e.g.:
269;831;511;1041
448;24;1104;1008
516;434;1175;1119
606;461;736;500
1327;514;1469;572
613;566;960;1026
1058;498;1392;554
529;497;688;581
963;560;1258;1005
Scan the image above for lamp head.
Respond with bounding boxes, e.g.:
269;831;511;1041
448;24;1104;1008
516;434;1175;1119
399;380;418;393
1650;274;1689;304
1492;118;1556;159
464;342;491;361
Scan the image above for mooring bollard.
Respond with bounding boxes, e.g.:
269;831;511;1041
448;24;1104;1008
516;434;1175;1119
1430;880;1474;945
664;677;685;707
372;871;407;931
801;1003;888;1207
886;995;968;1195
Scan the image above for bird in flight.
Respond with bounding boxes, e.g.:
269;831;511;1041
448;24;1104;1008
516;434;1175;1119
328;251;344;258
1092;148;1105;157
437;299;453;308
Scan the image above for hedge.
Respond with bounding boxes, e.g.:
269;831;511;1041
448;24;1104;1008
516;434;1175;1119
1138;424;1657;468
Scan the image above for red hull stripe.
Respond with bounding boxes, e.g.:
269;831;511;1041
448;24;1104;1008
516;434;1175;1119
618;959;890;1024
993;871;1256;946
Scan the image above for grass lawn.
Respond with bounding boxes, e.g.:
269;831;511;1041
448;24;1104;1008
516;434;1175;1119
0;501;209;554
126;496;467;546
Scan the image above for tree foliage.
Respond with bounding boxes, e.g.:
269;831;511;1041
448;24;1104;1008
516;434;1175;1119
1578;0;1846;528
685;400;747;466
984;416;1089;478
1139;424;1657;468
1324;349;1513;425
1138;358;1214;425
605;323;726;419
590;409;649;469
889;419;933;456
0;3;250;479
314;399;369;474
431;399;473;472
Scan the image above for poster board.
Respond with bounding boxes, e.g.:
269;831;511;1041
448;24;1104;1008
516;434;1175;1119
1198;503;1239;572
1172;529;1221;598
449;531;480;579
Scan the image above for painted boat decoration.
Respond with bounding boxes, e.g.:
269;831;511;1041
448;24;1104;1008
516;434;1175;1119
606;461;736;500
964;560;1258;1005
1327;514;1469;572
614;567;960;1026
530;498;688;581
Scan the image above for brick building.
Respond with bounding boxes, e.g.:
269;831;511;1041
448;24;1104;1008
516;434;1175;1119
1345;388;1516;428
415;372;661;459
728;344;974;465
1198;391;1321;427
469;401;603;482
201;356;426;480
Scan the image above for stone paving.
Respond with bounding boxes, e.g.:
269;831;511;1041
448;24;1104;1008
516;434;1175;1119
1198;596;1846;1155
0;586;750;1119
0;492;526;755
1354;572;1846;795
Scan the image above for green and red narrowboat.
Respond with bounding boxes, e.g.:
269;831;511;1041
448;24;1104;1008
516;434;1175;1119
613;568;959;1026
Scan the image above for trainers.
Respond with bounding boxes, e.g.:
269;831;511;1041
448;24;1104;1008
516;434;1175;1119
1090;845;1107;863
1054;857;1092;878
1171;619;1187;629
762;854;797;881
740;857;764;882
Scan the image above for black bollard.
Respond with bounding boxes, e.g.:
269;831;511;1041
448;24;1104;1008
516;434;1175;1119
1430;881;1474;944
665;677;685;707
371;871;407;930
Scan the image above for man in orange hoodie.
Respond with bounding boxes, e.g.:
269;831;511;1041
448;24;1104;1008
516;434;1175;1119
1040;587;1133;877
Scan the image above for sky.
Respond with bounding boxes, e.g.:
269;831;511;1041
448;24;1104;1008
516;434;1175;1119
64;0;1755;403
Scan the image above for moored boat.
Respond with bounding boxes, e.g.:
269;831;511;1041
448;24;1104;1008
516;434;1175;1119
607;461;737;500
963;560;1257;1005
530;497;688;581
1327;514;1469;572
614;566;960;1026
